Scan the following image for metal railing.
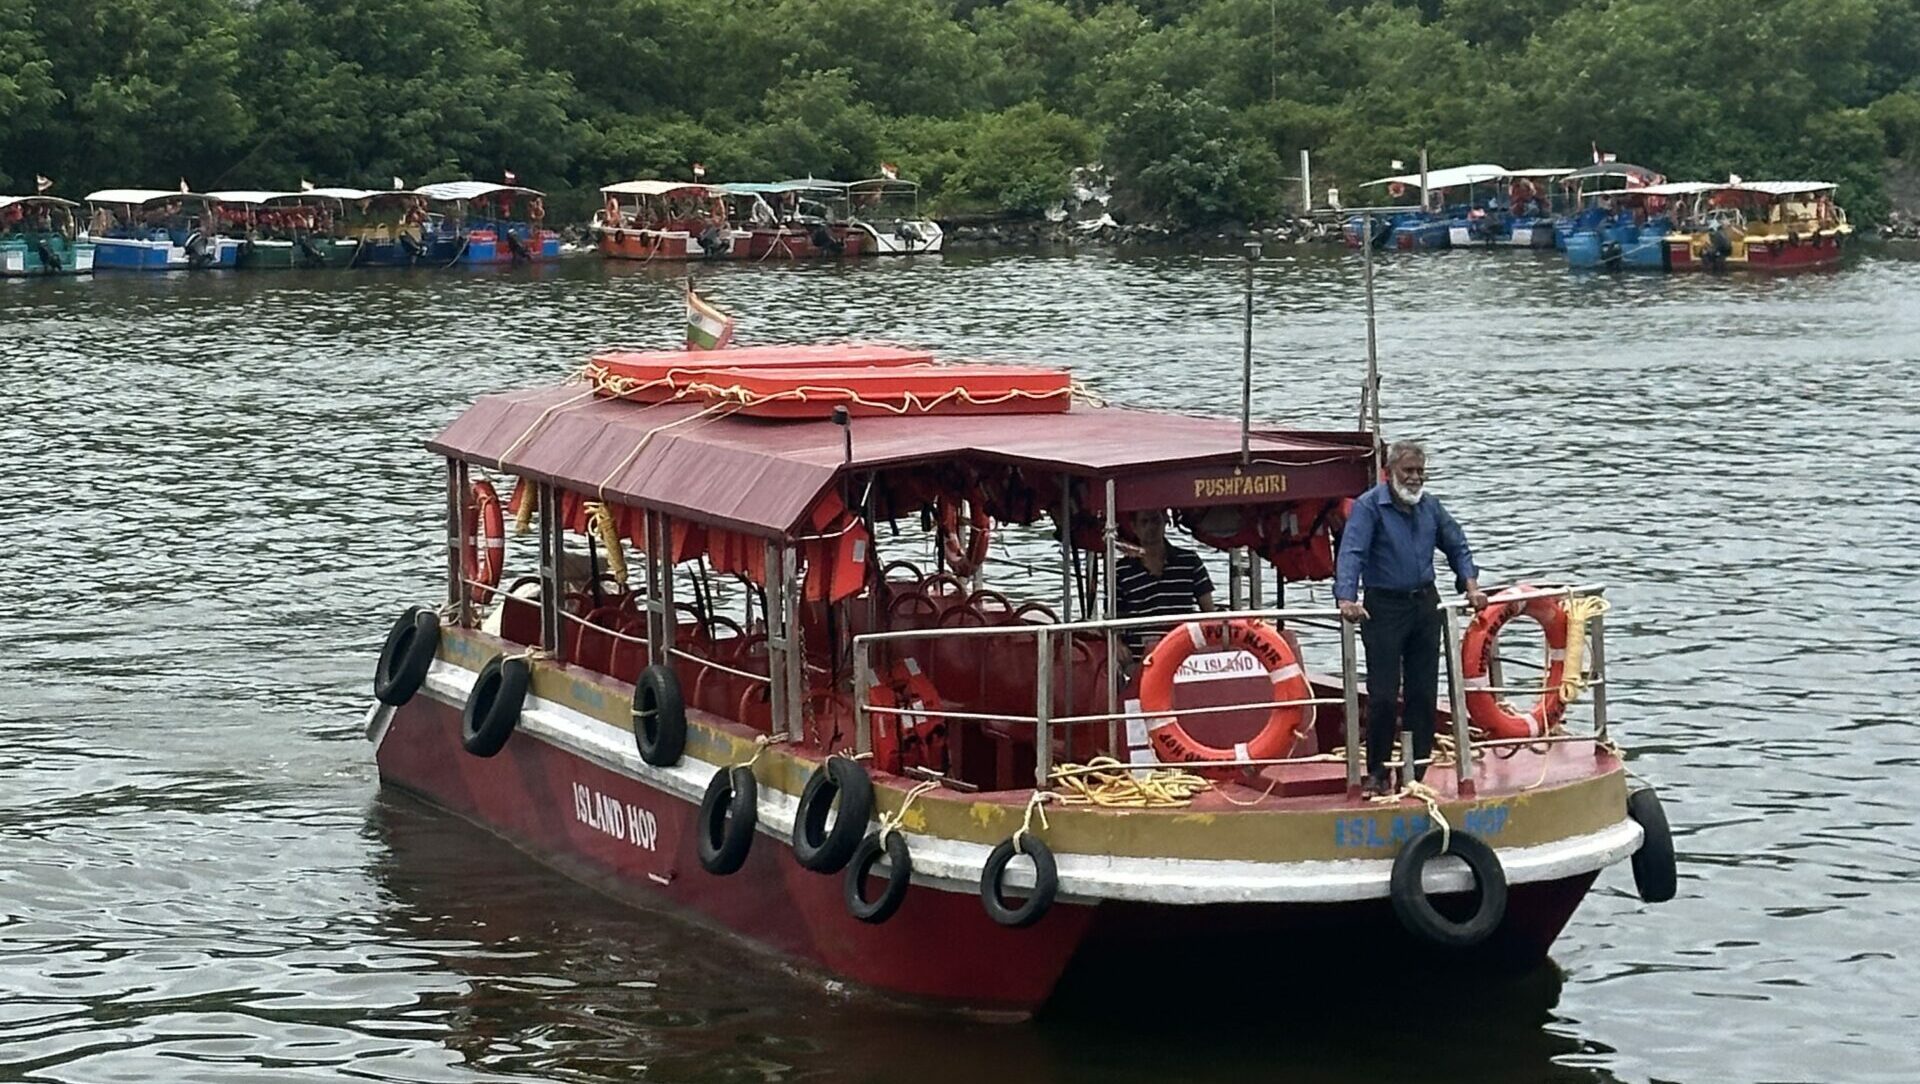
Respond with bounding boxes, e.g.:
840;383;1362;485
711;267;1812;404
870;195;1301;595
850;582;1614;798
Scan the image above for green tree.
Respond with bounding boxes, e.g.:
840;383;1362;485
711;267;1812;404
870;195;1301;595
1107;85;1284;223
941;103;1093;212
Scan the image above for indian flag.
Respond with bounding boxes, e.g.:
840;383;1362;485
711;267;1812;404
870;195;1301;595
686;287;735;351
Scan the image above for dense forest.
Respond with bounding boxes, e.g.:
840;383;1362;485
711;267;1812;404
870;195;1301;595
3;0;1917;224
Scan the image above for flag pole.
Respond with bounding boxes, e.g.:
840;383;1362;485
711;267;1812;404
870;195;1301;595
1363;213;1381;477
1240;240;1261;467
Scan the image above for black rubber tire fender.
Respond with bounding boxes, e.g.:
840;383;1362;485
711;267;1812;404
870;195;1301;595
374;606;440;706
1628;786;1677;903
696;765;758;875
980;835;1058;928
790;756;873;873
461;653;531;757
633;663;687;766
845;830;913;924
1389;827;1508;949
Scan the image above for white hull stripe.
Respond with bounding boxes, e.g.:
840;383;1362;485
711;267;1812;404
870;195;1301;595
395;659;1640;905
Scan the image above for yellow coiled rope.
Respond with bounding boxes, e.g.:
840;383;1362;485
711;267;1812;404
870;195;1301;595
1558;596;1612;704
583;500;628;587
1049;757;1212;808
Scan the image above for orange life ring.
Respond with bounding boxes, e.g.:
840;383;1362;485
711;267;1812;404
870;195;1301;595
1138;619;1310;777
938;491;991;577
529;196;545;222
463;479;506;605
867;657;946;774
1460;588;1570;739
1388;181;1408;199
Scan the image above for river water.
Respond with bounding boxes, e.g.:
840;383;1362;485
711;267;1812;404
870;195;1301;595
3;247;1916;1083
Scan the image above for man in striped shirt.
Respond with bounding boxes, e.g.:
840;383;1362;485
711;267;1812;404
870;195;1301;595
1115;509;1216;665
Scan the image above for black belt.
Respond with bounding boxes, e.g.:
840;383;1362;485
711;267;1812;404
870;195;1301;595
1365;584;1438;600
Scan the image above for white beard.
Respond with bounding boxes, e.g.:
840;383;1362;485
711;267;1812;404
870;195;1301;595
1391;480;1424;505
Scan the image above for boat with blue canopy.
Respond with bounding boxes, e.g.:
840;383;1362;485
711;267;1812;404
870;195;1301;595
0;196;94;276
84;189;241;271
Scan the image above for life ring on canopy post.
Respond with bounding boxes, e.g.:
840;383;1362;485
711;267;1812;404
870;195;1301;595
604;196;621;225
1388;181;1408;199
463;479;506;606
937;490;991;577
1460;587;1570;739
1137;619;1312;779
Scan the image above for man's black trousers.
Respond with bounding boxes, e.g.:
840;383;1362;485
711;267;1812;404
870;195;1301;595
1361;585;1441;780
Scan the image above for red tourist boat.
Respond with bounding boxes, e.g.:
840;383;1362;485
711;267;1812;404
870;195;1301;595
366;344;1675;1014
1663;181;1850;271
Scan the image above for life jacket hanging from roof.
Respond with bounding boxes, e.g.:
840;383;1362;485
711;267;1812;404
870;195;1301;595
801;490;871;604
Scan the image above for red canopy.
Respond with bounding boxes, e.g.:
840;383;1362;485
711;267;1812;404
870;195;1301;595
428;383;1373;537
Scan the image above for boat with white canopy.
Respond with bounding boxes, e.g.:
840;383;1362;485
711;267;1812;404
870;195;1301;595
0;196;94;276
84;189;241;271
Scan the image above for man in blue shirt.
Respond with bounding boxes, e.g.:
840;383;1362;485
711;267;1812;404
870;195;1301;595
1334;441;1489;793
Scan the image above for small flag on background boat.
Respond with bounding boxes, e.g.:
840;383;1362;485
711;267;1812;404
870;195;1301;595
1592;142;1601;164
685;286;735;351
880;162;898;180
179;178;190;193
691;162;707;179
299;179;314;191
35;174;52;193
1390;159;1405;171
503;169;518;184
393;176;405;190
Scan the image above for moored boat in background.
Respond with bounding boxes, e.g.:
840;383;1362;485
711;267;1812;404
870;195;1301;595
1554;162;1665;260
1445;169;1572;248
84;189;241;271
0;196;94;276
209;191;352;269
720;181;866;259
1346;163;1507;250
593;181;746;260
847;178;944;254
308;188;445;267
1664;181;1850;272
415;182;561;265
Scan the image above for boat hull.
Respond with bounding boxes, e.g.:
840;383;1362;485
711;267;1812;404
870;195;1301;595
377;689;1095;1012
1445;217;1558;249
375;659;1619;1013
743;226;867;260
1565;223;1672;270
1667;229;1846;272
233;236;351;269
856;220;944;254
449;226;563;264
0;237;94;276
92;233;241;271
595;226;749;260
